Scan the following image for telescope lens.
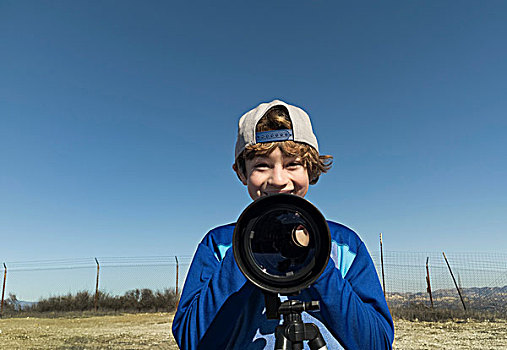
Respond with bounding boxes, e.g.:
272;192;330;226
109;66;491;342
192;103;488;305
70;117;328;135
249;209;316;277
233;193;330;294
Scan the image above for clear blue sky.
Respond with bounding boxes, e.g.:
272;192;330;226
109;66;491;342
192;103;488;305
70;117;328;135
1;0;506;266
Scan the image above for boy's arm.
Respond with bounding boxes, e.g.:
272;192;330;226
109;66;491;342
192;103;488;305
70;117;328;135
171;240;254;350
307;241;394;350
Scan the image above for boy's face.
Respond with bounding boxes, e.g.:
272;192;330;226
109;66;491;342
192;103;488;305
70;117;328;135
237;147;309;201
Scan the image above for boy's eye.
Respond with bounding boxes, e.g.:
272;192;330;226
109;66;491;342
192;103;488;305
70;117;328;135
254;162;269;169
287;161;302;168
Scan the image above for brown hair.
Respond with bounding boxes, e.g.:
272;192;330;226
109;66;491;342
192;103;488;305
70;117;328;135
234;106;333;185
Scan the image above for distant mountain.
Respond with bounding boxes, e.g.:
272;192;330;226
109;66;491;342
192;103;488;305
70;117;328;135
10;300;37;310
387;285;507;312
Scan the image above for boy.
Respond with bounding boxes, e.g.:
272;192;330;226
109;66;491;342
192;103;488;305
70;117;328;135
172;100;394;349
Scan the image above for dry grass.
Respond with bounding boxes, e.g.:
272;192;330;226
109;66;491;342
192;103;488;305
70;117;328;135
393;318;507;350
0;312;506;349
0;312;178;349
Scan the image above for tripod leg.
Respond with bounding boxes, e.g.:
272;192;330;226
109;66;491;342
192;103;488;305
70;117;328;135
274;325;292;350
305;324;327;350
308;336;327;350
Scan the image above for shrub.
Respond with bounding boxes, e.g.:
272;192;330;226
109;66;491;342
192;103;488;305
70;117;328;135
16;288;178;314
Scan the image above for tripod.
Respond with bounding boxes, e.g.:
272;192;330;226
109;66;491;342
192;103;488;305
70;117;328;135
264;294;328;350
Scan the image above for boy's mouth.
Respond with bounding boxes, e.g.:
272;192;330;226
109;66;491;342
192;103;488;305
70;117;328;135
263;190;294;196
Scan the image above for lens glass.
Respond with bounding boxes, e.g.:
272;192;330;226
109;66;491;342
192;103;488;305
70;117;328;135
249;209;316;277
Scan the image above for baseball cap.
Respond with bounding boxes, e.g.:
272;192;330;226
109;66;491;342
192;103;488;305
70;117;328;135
234;99;319;160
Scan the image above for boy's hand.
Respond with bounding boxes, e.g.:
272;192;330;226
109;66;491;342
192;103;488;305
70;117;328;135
292;224;310;247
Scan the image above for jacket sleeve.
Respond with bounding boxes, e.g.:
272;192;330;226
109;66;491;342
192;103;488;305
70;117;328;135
302;241;394;349
171;240;255;350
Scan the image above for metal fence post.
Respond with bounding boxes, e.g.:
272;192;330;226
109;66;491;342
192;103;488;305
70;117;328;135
443;252;466;311
94;258;100;311
175;256;179;297
426;257;434;308
380;233;386;298
1;263;6;318
175;256;179;309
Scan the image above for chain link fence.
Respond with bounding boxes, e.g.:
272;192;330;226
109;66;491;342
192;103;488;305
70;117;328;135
370;251;507;317
1;252;506;317
1;256;192;309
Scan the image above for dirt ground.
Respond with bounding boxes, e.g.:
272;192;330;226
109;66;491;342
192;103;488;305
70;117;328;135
393;319;507;350
0;312;506;349
0;313;178;350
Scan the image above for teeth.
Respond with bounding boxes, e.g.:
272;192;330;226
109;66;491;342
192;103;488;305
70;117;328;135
264;191;294;195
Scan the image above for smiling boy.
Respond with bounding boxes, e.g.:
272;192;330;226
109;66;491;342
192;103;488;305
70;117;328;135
236;146;309;198
172;100;394;349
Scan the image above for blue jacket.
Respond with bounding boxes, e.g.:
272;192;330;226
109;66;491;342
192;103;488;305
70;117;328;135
172;221;394;349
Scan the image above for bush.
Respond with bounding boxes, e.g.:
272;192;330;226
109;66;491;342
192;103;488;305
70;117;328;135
389;302;506;322
16;288;178;314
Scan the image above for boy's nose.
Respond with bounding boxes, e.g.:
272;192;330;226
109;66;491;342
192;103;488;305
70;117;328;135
269;166;289;187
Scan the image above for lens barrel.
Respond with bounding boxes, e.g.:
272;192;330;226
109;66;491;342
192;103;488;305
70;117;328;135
233;194;330;295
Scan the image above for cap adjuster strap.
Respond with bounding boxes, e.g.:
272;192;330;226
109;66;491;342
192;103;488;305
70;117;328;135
256;129;294;143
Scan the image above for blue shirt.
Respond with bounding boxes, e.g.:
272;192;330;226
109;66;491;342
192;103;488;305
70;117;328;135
172;221;394;349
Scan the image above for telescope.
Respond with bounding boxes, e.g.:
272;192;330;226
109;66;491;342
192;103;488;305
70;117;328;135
233;194;331;294
233;194;331;350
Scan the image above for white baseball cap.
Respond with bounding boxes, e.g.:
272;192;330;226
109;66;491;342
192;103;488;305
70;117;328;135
234;99;319;160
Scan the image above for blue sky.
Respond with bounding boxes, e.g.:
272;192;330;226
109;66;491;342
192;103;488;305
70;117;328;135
1;0;506;268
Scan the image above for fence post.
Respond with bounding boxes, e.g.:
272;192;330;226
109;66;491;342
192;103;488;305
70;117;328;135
380;233;386;298
1;263;6;318
442;252;466;311
94;258;100;311
175;256;179;309
175;256;179;296
425;257;434;308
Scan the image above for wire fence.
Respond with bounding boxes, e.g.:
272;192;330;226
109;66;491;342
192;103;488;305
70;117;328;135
1;251;506;316
370;251;507;315
0;256;193;305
